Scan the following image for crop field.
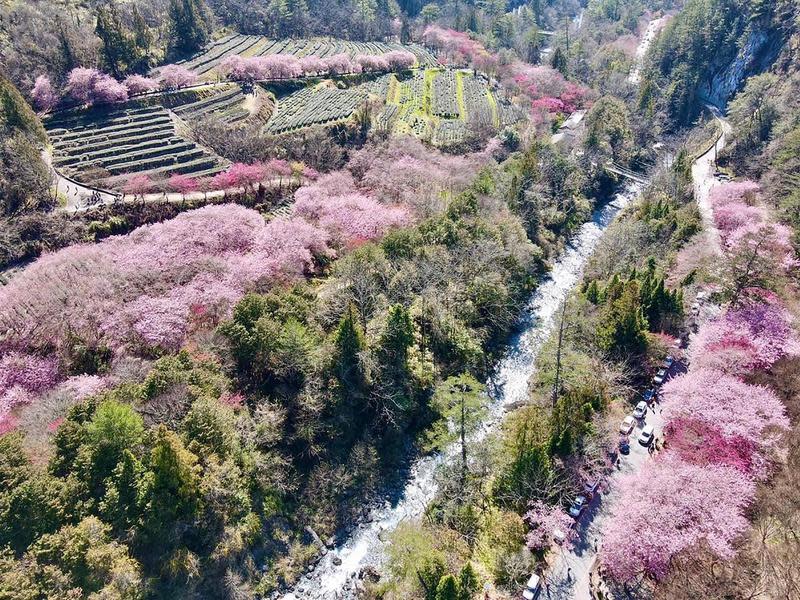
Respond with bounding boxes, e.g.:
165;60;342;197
176;34;437;77
373;68;522;145
256;68;523;143
172;85;249;123
265;85;368;134
46;104;227;189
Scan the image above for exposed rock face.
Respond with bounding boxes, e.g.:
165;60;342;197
700;26;783;108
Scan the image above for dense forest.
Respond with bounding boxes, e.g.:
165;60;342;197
0;0;799;598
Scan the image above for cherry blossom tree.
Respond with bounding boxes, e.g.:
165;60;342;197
524;500;576;551
660;368;789;452
260;55;303;79
122;174;154;199
690;290;800;374
323;54;358;75
31;75;58;112
168;173;200;198
299;56;326;76
66;67;102;104
383;50;416;71
123;74;159;95
708;180;761;208
355;54;390;73
92;74;129;104
664;418;758;476
159;64;198;89
600;456;755;583
293;191;410;246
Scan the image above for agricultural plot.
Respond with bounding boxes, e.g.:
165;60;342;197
172;85;249;124
175;34;437;77
377;68;521;145
265;86;368;134
46;105;227;189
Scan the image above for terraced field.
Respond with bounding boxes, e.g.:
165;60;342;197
172;85;250;123
373;68;522;145
177;34;437;78
46;105;227;189
265;85;368;134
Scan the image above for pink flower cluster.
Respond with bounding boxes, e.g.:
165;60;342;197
158;64;198;89
31;75;58;112
710;181;797;270
601;456;755;582
219;50;416;82
524;500;576;551
690;290;800;375
66;67;129;106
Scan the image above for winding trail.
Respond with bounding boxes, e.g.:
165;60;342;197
690;105;731;254
282;182;644;600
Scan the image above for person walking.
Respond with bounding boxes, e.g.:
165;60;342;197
567;567;573;582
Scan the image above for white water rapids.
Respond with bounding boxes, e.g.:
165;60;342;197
282;182;644;600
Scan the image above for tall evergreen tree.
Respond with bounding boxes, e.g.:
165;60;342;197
95;3;137;77
168;0;211;57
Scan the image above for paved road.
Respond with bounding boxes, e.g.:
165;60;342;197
543;377;673;599
691;106;731;255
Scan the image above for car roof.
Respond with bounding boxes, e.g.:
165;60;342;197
527;574;540;588
636;401;647;408
624;415;635;422
642;424;654;433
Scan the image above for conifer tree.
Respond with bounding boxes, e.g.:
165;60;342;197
168;0;210;57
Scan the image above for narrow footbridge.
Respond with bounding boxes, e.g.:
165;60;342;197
605;162;648;184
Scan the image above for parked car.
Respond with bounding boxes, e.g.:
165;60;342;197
522;574;542;600
663;356;674;369
583;478;601;499
638;424;655;446
653;368;667;385
569;495;588;519
633;401;648;420
620;415;636;434
643;389;655;403
619;436;630;455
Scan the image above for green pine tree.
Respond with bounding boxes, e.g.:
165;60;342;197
95;3;138;76
435;574;459;600
168;0;210;56
457;563;479;600
333;304;367;393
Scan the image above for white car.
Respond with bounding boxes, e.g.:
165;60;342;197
633;401;648;420
638;424;655;446
620;415;636;435
522;574;542;600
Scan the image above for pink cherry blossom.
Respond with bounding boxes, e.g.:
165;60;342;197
66;67;102;104
323;54;358;75
31;75;58;111
600;455;755;582
123;74;159;94
660;368;789;452
159;64;198;89
168;173;200;195
355;54;390;73
91;74;129;104
524;500;576;551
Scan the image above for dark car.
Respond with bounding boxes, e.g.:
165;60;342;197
643;389;655;403
618;437;630;455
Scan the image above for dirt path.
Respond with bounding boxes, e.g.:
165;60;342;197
690;105;731;255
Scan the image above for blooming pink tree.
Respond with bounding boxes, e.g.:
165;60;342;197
355;54;390;73
299;56;327;76
600;456;755;582
524;500;576;551
261;55;303;79
92;74;129;103
690;290;799;374
660;368;789;453
31;75;58;112
159;64;198;89
664;418;758;476
168;173;200;197
122;174;154;199
293;191;410;246
383;50;416;71
323;54;358;75
66;67;102;104
123;74;159;94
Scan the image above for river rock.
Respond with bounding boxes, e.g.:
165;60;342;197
332;555;343;566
